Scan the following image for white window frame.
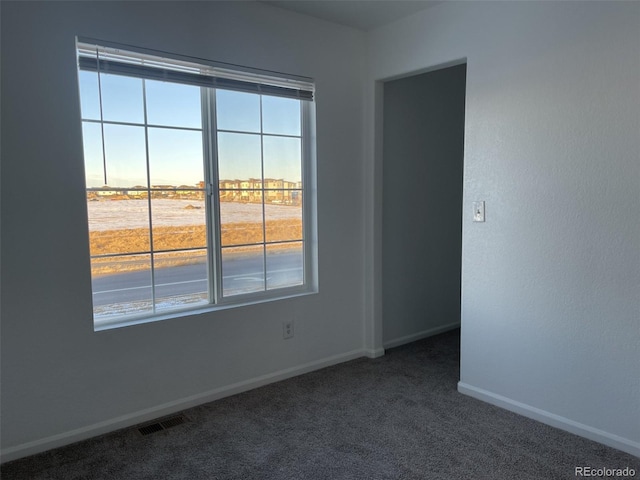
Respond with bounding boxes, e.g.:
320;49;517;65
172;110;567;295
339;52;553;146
76;38;318;331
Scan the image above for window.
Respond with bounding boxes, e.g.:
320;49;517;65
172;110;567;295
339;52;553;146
76;40;317;329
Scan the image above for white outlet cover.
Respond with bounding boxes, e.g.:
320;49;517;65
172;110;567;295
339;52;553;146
473;201;485;222
283;321;294;339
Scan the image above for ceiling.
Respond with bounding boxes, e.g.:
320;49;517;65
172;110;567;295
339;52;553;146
263;1;441;31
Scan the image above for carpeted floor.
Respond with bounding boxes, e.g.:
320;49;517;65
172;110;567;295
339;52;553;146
2;329;638;479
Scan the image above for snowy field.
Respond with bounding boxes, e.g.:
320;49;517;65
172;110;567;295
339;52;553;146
87;199;300;231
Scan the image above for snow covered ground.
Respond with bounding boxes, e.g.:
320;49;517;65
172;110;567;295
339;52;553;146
87;199;300;231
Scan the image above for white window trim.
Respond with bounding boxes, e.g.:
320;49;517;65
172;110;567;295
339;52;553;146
77;38;318;331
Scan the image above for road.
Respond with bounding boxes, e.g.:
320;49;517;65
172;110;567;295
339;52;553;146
92;251;303;308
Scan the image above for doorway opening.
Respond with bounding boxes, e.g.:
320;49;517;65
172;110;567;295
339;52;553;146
381;63;466;351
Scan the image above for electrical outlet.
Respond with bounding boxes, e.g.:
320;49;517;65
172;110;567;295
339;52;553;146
283;321;294;339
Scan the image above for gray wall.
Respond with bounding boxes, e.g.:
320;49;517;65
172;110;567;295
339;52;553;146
367;1;640;455
382;65;466;347
0;1;366;461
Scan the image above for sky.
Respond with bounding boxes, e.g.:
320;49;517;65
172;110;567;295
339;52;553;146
79;71;302;188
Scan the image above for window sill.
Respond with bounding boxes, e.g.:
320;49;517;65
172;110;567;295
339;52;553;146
94;286;318;332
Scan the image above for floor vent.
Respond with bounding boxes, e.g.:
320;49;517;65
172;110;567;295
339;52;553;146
160;415;188;429
137;415;188;436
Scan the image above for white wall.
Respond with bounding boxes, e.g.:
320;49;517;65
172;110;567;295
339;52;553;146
367;1;640;456
0;1;366;461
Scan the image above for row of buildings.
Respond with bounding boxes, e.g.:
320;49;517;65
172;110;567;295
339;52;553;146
87;179;302;205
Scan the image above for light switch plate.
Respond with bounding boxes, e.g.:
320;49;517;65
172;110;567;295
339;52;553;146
473;201;485;222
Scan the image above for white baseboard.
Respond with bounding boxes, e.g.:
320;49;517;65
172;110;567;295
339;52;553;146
458;382;640;458
383;322;460;350
0;349;366;464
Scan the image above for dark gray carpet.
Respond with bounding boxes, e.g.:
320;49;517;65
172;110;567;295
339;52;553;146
2;329;638;479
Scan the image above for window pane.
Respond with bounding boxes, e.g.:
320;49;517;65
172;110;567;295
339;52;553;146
266;242;303;290
262;96;300;136
151;198;207;251
145;80;202;128
91;254;153;319
221;245;265;296
78;71;101;120
100;73;144;123
217;132;261;181
148;128;204;187
103;124;147;188
153;249;209;311
265;200;302;243
87;197;151;255
82;122;105;187
263;136;301;185
216;90;260;133
220;199;264;246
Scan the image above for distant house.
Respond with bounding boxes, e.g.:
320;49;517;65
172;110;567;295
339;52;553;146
176;185;200;199
219;180;240;201
150;185;176;198
213;178;303;204
128;186;147;198
95;187;119;197
262;179;301;204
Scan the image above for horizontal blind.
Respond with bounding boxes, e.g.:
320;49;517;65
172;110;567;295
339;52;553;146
77;42;314;101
